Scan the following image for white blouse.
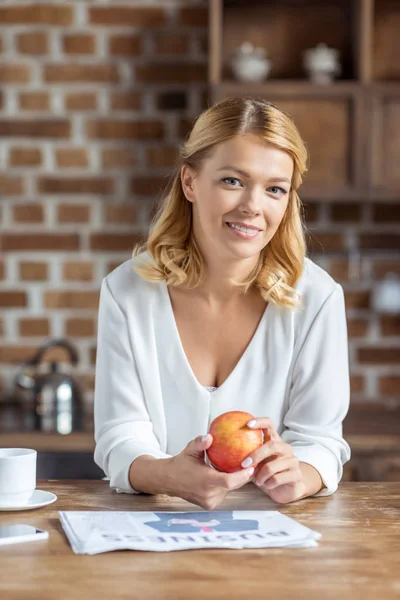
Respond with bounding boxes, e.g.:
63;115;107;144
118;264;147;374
94;253;351;498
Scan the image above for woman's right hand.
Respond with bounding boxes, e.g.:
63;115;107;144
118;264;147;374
163;434;255;510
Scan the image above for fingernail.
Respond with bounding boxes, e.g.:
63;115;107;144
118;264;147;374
247;467;254;476
247;420;256;428
201;434;209;442
241;457;253;468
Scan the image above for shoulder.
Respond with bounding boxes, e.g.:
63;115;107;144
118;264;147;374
294;257;343;315
103;252;161;310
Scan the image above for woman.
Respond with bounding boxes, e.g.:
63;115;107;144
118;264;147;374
94;97;351;509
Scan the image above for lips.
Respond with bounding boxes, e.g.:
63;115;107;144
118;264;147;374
225;221;263;232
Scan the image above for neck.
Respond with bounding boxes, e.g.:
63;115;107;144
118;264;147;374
195;255;260;304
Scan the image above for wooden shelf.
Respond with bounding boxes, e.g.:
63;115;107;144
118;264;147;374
209;0;400;200
1;431;399;454
1;431;95;453
213;80;362;97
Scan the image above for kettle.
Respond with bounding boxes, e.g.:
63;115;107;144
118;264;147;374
14;338;84;435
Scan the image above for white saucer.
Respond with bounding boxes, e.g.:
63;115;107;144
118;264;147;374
0;490;57;512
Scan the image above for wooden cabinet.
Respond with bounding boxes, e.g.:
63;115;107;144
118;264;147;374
368;87;400;198
208;0;400;202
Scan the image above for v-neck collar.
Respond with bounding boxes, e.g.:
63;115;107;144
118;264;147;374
158;280;270;397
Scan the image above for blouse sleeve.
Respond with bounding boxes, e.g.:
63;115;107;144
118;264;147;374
94;277;171;494
281;283;351;496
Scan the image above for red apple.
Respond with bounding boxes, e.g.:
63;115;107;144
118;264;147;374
206;410;264;473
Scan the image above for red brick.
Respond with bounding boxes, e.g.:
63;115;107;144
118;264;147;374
101;147;137;168
7;147;40;168
0;36;3;53
38;177;113;195
63;261;93;281
0;176;24;196
44;291;99;309
89;7;165;27
153;33;189;55
19;91;50;111
379;376;400;394
358;347;400;364
307;232;345;253
372;203;400;223
0;64;31;83
347;318;369;338
1;234;79;252
44;64;119;83
65;318;96;337
359;233;400;251
380;316;400;336
13;202;44;223
16;31;48;54
19;262;48;281
135;63;207;84
343;290;370;309
57;204;91;223
19;318;50;337
131;176;169;197
156;92;187;111
372;260;400;279
331;203;362;222
63;34;96;55
0;346;39;364
0;260;5;280
105;204;137;224
0;6;73;25
13;203;44;223
301;202;319;223
328;259;350;282
106;261;123;274
90;233;143;252
87;119;164;140
110;92;142;111
90;346;96;365
146;146;179;168
177;7;208;27
350;375;365;394
0;119;70;138
109;35;142;56
0;291;27;307
178;117;194;138
55;148;89;168
82;373;95;391
64;92;97;111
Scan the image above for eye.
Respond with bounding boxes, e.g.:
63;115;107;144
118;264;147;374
221;177;242;187
268;186;287;197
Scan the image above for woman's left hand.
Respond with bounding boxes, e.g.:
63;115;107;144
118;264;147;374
241;417;306;504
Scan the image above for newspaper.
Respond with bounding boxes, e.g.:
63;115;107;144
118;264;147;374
58;510;321;554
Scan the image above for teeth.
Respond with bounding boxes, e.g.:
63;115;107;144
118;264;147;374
228;223;259;234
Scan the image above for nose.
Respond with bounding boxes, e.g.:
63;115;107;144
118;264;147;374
238;188;262;216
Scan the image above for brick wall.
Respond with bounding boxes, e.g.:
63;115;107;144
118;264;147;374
0;1;399;422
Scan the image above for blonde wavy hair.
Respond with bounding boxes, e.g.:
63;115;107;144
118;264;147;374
133;96;309;308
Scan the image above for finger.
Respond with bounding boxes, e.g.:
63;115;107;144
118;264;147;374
217;466;255;491
247;417;280;442
253;457;299;487
186;434;213;459
241;440;291;469
261;467;303;491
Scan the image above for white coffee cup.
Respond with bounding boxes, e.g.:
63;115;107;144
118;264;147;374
0;448;37;507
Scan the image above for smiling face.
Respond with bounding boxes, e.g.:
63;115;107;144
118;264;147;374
181;133;294;269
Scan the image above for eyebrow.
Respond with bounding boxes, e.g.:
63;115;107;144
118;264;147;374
216;165;291;185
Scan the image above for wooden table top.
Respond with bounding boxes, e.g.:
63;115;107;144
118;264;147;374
0;481;399;600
